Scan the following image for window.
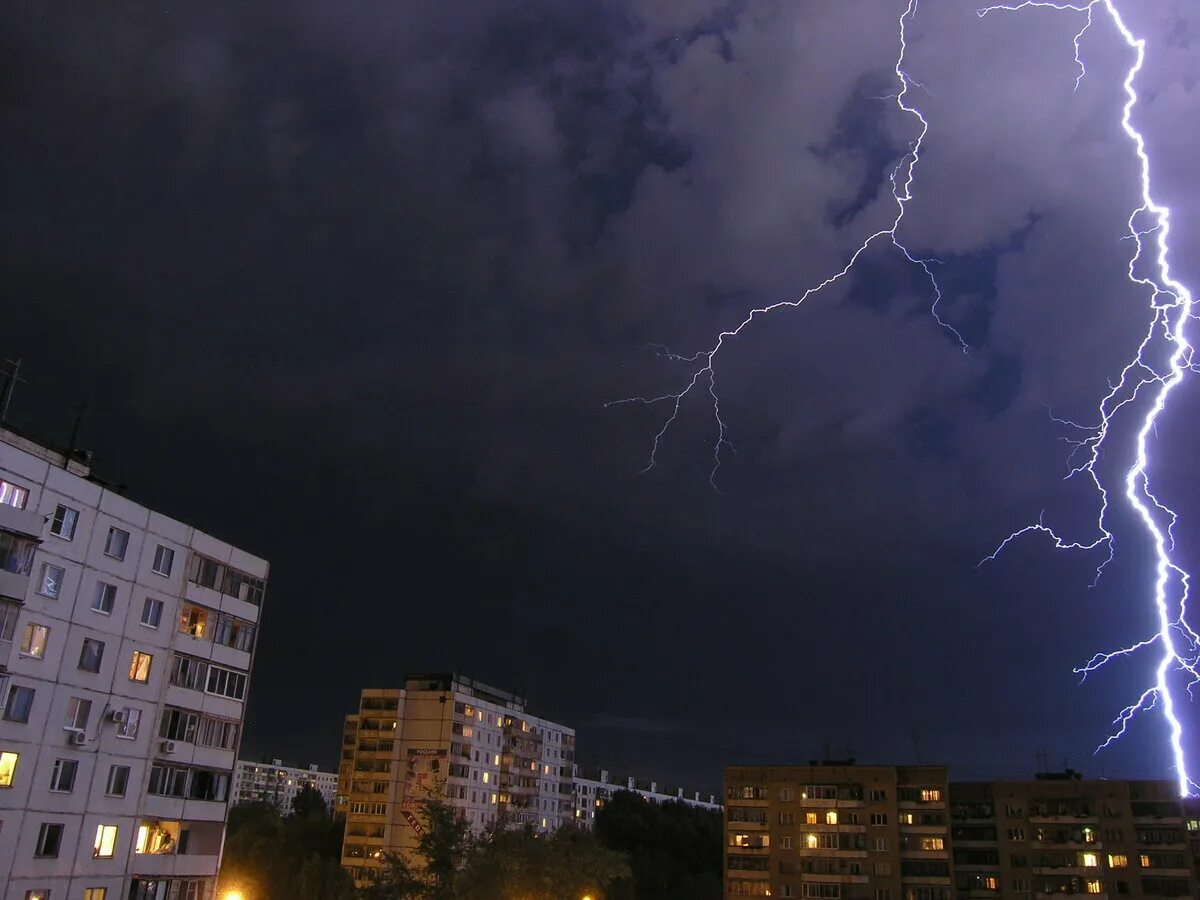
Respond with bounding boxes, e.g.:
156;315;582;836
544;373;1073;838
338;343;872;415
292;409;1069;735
0;531;35;574
921;788;942;802
214;613;256;652
0;479;28;508
802;884;841;899
780;812;795;825
178;605;209;638
35;822;64;857
116;707;141;739
161;708;200;742
188;553;225;590
1084;881;1102;895
870;789;886;801
49;758;78;792
1108;854;1127;868
78;638;105;673
874;862;892;876
91;582;116;615
37;563;64;598
26;892;51;900
825;810;838;825
1011;880;1029;892
65;696;92;731
921;836;944;850
898;812;915;825
4;684;34;722
195;714;239;750
106;765;130;796
873;837;888;851
129;651;153;683
50;504;78;539
85;890;108;900
187;768;230;802
780;835;793;849
0;601;18;640
205;664;247;700
152;544;175;576
103;527;129;560
20;623;49;658
224;568;266;606
147;764;188;798
170;654;207;691
871;813;888;826
93;823;118;858
140;597;163;628
805;811;818;824
0;750;16;786
1008;827;1025;840
1081;851;1099;867
780;787;795;801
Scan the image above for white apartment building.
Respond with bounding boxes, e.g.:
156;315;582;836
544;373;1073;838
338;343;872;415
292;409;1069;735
339;674;575;886
232;758;337;813
0;425;267;900
571;765;721;828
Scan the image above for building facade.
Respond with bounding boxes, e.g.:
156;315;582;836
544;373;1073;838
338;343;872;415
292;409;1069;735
724;762;952;900
572;765;720;828
339;674;575;886
232;758;337;813
724;762;1200;900
0;425;267;900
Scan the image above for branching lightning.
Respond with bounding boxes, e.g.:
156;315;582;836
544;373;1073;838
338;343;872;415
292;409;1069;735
977;0;1200;797
606;0;964;488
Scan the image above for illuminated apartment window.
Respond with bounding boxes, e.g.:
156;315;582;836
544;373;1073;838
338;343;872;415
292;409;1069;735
84;889;108;900
804;833;820;849
983;877;999;890
898;812;914;825
1139;854;1151;869
25;891;51;900
0;750;16;786
921;837;944;851
20;623;49;659
1107;854;1127;868
1081;852;1099;868
93;824;118;858
1084;881;1102;895
0;480;28;508
805;812;819;824
825;811;838;825
178;605;209;639
921;788;942;802
129;651;153;683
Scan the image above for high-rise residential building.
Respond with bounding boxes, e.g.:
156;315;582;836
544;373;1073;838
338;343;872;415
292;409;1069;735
232;758;338;813
724;762;1200;900
950;773;1199;899
724;762;951;900
0;425;267;900
339;674;575;887
571;765;720;829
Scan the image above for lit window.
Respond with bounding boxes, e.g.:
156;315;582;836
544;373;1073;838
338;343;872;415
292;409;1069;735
37;563;64;598
20;623;49;659
1108;854;1128;868
805;812;819;824
85;889;108;900
0;750;16;786
1084;881;1102;895
0;479;28;509
50;504;78;539
805;833;820;849
898;812;914;825
921;788;942;802
152;544;175;577
129;651;153;683
26;890;51;900
178;605;209;638
922;837;945;850
93;823;118;858
104;527;129;561
482;772;490;783
825;811;838;825
1081;852;1099;868
1140;854;1151;868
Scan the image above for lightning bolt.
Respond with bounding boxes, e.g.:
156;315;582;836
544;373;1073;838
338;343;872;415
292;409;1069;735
978;0;1200;797
606;0;965;488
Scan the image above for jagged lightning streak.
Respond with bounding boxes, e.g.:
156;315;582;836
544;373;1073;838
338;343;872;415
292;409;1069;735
606;0;965;488
978;0;1200;797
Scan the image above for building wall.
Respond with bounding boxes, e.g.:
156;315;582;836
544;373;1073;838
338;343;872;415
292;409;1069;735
0;427;267;900
340;675;575;887
723;764;951;900
571;766;720;829
232;758;338;813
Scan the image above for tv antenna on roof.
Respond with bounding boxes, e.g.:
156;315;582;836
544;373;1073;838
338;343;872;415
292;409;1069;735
0;356;26;424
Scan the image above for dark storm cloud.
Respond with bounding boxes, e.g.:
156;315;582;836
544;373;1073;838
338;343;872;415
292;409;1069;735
2;0;1198;784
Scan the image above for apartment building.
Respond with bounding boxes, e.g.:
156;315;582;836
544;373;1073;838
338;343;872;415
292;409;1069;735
950;773;1199;898
724;762;953;900
0;425;267;900
232;758;337;813
339;674;575;886
572;765;720;828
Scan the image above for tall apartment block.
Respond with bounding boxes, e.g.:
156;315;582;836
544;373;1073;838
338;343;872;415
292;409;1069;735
571;765;720;829
724;763;952;900
339;674;575;886
0;425;267;900
232;758;338;813
950;774;1199;898
725;762;1200;900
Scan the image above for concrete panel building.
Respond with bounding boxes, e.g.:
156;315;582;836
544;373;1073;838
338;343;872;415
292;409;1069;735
232;758;337;813
0;425;267;900
339;674;575;887
572;765;720;829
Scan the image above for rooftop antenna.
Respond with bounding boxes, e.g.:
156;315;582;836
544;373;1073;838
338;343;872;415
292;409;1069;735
0;357;26;424
66;401;87;457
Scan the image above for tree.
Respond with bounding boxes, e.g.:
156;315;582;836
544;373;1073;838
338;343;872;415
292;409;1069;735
292;783;331;818
458;823;630;900
359;796;473;900
595;791;722;900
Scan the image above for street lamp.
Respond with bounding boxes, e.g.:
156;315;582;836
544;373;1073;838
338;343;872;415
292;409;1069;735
222;891;246;900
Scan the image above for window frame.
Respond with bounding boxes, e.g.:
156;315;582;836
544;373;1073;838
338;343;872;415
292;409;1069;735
91;582;117;616
129;651;153;683
106;764;130;797
152;544;175;577
78;638;105;673
103;527;130;561
48;758;78;793
0;479;29;509
140;597;164;629
4;684;34;723
34;821;64;857
36;563;64;598
49;504;78;540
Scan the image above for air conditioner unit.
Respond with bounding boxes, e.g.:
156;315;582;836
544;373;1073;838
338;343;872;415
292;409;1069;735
69;731;87;746
107;709;127;724
160;740;177;754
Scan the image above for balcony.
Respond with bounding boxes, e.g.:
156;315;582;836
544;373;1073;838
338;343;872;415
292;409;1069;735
0;504;45;540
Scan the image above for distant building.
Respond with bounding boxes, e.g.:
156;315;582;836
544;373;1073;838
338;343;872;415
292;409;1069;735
339;674;575;887
233;758;337;813
571;764;720;828
0;424;267;900
723;761;1200;900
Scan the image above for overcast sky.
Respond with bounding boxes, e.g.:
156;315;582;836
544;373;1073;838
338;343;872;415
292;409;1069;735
2;0;1198;791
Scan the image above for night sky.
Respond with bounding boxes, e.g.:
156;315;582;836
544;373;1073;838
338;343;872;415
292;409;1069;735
2;0;1199;793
